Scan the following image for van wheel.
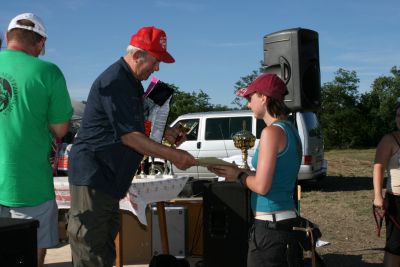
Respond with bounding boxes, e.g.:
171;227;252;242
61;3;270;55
150;162;169;175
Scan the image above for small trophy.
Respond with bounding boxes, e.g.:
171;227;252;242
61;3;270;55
160;121;198;175
233;121;256;169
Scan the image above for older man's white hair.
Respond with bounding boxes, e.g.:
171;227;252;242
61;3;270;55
126;45;148;58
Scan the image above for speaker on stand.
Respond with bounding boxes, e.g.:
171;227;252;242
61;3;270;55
263;28;321;112
203;182;252;267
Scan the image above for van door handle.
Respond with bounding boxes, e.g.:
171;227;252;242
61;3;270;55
197;142;201;149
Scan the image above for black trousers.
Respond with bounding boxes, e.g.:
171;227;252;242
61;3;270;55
247;218;304;267
67;185;120;267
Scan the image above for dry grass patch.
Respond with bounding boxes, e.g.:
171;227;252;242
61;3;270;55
299;149;385;266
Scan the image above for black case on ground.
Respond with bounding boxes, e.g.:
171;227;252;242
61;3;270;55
203;182;252;267
0;217;39;267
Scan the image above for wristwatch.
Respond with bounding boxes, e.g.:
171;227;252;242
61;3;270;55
237;171;249;186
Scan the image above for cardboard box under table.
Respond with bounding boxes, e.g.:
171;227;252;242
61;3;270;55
119;209;152;264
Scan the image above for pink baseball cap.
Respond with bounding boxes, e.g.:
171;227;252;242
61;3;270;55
236;73;288;101
130;26;175;63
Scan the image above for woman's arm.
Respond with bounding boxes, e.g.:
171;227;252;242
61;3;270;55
243;125;285;195
207;125;286;195
373;134;394;208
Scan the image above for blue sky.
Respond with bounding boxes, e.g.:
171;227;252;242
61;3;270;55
1;0;399;107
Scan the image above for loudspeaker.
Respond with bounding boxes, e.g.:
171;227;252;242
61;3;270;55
263;28;321;111
203;182;252;267
0;218;39;267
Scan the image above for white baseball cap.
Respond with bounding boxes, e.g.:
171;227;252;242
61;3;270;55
8;13;47;38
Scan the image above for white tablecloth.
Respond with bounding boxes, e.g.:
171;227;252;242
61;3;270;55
53;175;189;225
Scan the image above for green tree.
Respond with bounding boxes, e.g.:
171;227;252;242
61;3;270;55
168;86;230;123
360;66;400;146
319;68;364;148
230;64;400;149
232;70;259;108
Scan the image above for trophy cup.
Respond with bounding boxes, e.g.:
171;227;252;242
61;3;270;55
157;121;198;175
233;121;256;169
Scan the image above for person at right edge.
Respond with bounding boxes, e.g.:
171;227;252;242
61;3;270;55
373;102;400;266
207;73;303;266
67;26;197;267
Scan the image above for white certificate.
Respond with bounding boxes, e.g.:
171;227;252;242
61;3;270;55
197;157;237;167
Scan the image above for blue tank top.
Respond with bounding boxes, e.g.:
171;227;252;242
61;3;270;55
251;120;301;213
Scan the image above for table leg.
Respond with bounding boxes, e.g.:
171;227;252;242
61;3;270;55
115;211;123;267
156;202;169;254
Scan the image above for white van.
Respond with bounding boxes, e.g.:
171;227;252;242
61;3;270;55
153;110;326;181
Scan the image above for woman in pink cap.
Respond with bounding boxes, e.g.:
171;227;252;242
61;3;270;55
208;73;303;266
373;102;400;266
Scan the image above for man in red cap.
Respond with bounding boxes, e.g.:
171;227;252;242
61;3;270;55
67;26;196;267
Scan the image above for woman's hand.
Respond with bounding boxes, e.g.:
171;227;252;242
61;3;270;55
373;195;385;209
207;165;241;181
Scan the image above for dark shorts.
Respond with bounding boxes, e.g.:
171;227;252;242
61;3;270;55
247;219;303;267
385;192;400;256
67;185;120;267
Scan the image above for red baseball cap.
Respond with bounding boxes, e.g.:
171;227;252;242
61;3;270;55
236;73;288;101
130;26;175;63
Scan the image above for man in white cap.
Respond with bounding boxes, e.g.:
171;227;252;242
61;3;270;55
0;13;73;267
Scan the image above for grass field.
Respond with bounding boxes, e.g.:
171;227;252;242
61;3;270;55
299;149;385;266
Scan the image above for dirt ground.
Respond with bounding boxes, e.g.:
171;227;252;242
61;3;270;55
299;149;385;266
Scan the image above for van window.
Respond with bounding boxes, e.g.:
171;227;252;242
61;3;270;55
205;117;252;140
175;119;199;141
302;113;321;138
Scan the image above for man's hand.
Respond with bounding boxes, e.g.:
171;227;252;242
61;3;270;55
164;127;187;146
171;149;197;170
121;131;196;170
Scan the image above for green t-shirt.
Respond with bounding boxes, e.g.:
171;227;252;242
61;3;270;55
0;50;73;207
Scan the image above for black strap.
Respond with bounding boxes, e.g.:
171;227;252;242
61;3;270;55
254;218;295;231
373;204;385;237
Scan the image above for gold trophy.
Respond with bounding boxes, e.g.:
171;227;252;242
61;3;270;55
233;121;256;169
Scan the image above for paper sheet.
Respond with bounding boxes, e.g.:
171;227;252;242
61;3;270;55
316;239;330;247
197;157;236;167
